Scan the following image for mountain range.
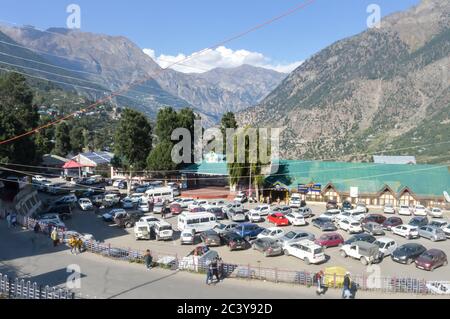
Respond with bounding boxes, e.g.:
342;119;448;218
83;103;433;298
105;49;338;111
0;25;286;124
237;0;450;163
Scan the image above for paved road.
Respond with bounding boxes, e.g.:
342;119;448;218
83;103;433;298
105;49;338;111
2;221;447;299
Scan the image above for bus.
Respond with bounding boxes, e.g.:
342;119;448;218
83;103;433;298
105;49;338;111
144;187;174;202
177;212;217;233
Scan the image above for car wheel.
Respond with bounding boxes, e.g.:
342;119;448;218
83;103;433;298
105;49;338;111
360;257;368;266
264;251;269;257
431;237;436;242
444;260;448;266
245;236;250;242
406;258;413;265
252;244;256;250
304;257;310;265
156;235;160;241
283;249;289;256
340;251;347;258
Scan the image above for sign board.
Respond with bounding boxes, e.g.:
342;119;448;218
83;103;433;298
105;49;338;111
350;187;359;198
298;184;309;194
444;191;450;203
298;183;322;194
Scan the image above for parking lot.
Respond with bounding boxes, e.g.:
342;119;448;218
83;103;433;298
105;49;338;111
38;182;450;282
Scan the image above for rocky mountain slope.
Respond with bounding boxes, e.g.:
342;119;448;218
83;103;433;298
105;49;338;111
0;25;285;123
237;0;450;163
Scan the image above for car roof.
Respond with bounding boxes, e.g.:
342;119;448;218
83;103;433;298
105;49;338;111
425;249;445;256
375;237;395;243
294;239;320;248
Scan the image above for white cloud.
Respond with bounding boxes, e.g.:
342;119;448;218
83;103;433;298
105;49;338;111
143;46;303;74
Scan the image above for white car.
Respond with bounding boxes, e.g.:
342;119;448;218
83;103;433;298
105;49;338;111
179;198;195;209
138;200;150;212
319;210;340;222
139;215;160;227
289;194;303;208
444;224;450;239
384;204;396;214
180;228;196;245
188;200;208;211
428;220;448;230
335;211;364;224
373;237;398;257
57;194;78;205
398;205;412;216
282;240;326;265
257;227;285;240
285;212;307;226
392;224;419;239
36;214;65;228
246;211;263;223
354;203;368;214
429;208;443;218
413;205;428;216
338;218;363;234
121;198;135;209
297;207;313;218
234;193;247;203
129;193;145;204
251;205;271;216
78;198;93;211
32;175;46;182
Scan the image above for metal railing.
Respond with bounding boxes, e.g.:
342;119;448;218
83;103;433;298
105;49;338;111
0;273;74;299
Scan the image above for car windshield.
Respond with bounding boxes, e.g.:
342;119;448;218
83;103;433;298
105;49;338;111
284;231;296;239
261;229;271;235
373;241;385;249
319;235;329;240
420;252;434;261
159;226;172;231
313;247;324;254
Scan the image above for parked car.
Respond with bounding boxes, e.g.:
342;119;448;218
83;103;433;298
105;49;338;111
392;224;419;239
55;194;78;206
233;193;247;203
409;216;429;228
188;200;208;211
170;203;183;215
312;218;337;231
413;205;428;216
42;202;73;221
340;241;383;265
335;210;365;224
246;210;264;223
252;238;283;257
283;240;326;265
418;225;447;242
223;203;243;215
384;204;396;214
139;215;161;228
134;222;152;240
220;232;249;251
102;209;126;222
315;233;344;248
257;227;285;240
36;213;66;228
319;210;341;222
227;209;247;222
341;200;353;211
428;220;449;230
137;200;150;213
363;222;386;236
297;207;313;218
207;207;227;220
289;194;305;209
326;200;338;210
354;202;369;213
214;223;239;235
444;224;450;239
278;230;315;245
338;218;363;234
361;214;386;226
78;198;93;211
153;221;174;241
285;212;307;226
267;213;290;226
429;208;444;218
233;223;264;241
114;211;142;228
179;198;195;209
200;230;222;247
415;249;448;271
180;228;196;245
391;243;427;265
373;237;398;257
344;233;376;245
250;205;271;217
271;206;292;215
398;205;412;216
121;198;135;209
382;217;403;231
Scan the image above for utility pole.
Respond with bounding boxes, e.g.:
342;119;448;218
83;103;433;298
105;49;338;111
127;165;133;196
249;165;252;201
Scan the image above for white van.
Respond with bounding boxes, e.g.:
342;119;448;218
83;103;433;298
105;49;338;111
177;212;217;233
134;222;151;240
290;194;303;208
145;187;174;202
154;221;173;241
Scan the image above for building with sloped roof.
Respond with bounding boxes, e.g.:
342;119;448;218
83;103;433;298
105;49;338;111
72;151;114;175
373;155;416;165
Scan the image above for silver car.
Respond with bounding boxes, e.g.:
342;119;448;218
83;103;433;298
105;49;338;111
363;222;386;236
297;207;313;218
278;230;315;245
418;225;447;242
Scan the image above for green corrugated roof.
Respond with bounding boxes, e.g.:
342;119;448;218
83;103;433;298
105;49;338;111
181;161;228;176
266;160;450;197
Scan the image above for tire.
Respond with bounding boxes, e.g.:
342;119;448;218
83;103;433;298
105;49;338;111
406;258;413;265
360;257;368;266
283;249;289;256
156;235;160;241
304;257;310;265
340;250;347;258
444;260;448;266
264;251;269;257
245;236;250;242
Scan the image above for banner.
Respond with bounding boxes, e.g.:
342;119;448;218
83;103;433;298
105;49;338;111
298;183;321;194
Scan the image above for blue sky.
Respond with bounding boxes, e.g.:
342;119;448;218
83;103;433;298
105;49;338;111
0;0;420;73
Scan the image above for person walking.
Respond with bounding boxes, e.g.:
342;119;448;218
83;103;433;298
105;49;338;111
69;236;77;254
51;228;59;247
144;250;153;270
6;213;11;228
11;213;17;228
342;272;351;299
211;258;220;284
217;257;224;281
315;270;325;295
76;237;84;254
206;263;213;285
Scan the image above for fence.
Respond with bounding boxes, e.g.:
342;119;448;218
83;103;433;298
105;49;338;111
4;214;450;296
0;273;74;299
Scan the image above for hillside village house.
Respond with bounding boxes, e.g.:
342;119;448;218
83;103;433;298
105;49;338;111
183;159;450;208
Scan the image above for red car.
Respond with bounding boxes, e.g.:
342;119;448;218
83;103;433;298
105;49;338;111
170;203;182;215
415;249;448;271
315;233;344;248
362;214;386;226
267;213;290;226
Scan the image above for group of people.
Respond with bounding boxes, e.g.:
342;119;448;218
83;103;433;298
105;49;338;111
206;257;224;285
68;236;84;255
314;270;358;299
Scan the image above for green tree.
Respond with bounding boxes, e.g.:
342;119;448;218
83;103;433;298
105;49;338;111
54;122;71;156
220;112;238;154
114;108;153;170
155;107;180;143
146;140;178;174
70;126;84;154
0;73;39;164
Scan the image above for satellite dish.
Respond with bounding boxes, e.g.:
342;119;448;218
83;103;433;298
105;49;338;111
444;191;450;203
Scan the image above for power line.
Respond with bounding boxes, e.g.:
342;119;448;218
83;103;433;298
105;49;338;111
0;0;317;145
